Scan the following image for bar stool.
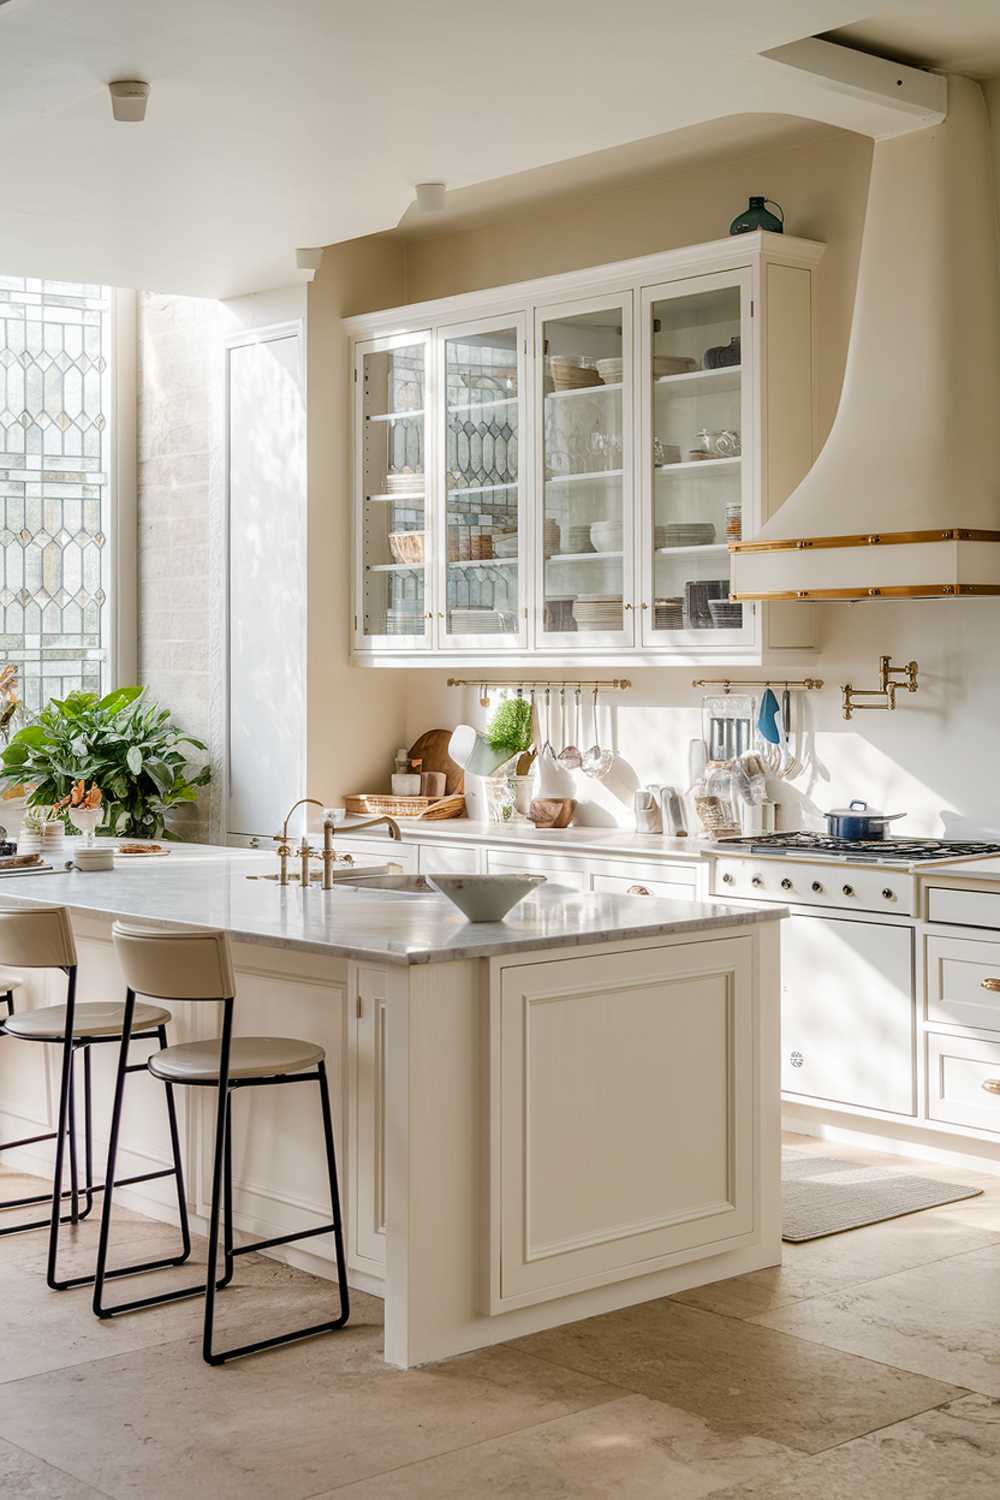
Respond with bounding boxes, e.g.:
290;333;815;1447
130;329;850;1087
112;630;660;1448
94;922;350;1366
0;968;65;1228
0;905;191;1289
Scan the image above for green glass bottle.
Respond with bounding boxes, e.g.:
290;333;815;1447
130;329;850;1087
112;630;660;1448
729;196;784;235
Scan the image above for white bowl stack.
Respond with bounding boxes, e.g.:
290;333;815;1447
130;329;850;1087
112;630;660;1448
572;594;623;630
590;520;624;554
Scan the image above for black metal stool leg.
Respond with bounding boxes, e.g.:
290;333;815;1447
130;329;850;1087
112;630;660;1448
157;1025;191;1266
46;977;78;1289
0;987;63;1230
67;1044;80;1224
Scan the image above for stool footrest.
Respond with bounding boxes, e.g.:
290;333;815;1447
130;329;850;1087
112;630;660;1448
231;1222;336;1257
52;1249;192;1294
208;1313;349;1366
1;1128;58;1151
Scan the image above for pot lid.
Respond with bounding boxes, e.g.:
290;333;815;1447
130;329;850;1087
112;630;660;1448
825;801;903;821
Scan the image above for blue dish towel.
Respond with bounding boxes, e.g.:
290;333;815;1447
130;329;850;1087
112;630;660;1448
757;688;781;745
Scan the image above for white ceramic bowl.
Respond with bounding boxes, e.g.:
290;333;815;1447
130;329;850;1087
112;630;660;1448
427;873;546;923
75;847;114;871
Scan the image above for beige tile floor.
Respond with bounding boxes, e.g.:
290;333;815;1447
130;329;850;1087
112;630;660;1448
0;1134;998;1498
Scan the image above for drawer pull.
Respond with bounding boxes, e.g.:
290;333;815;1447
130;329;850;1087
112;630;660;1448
981;979;1000;993
982;1078;1000;1096
721;873;734;885
627;884;651;896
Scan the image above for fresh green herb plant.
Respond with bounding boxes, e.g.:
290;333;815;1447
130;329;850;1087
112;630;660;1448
0;687;210;839
484;696;534;760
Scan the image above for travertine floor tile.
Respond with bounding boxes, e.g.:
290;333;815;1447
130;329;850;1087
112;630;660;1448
0;1436;110;1499
0;1235;364;1384
673;1212;1000;1320
0;1336;615;1500
710;1392;1000;1498
509;1296;963;1454
322;1392;806;1499
755;1243;1000;1395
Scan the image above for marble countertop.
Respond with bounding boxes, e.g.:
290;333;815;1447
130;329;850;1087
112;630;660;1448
333;819;710;862
0;842;782;966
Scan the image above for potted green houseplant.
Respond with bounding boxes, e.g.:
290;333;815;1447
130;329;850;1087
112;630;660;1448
0;686;210;840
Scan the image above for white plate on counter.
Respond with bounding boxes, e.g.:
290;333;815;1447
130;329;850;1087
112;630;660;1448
114;847;172;859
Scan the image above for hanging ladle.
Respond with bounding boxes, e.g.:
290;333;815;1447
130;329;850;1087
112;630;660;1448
581;686;614;779
558;685;583;770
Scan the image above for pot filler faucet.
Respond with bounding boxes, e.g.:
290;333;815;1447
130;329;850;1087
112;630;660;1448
274;799;402;888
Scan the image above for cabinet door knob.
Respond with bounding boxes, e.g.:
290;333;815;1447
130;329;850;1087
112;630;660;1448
751;875;763;888
722;873;734;885
624;602;633;611
981;978;1000;993
780;878;793;891
882;887;895;901
811;881;823;893
982;1078;1000;1095
842;884;855;897
627;884;650;896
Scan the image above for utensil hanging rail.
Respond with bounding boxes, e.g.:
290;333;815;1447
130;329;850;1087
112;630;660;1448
447;678;631;691
690;677;823;692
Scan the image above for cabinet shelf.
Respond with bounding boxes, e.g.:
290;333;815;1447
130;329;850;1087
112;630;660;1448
655;457;741;475
447;395;518;417
447;557;518;568
447;481;518;499
367;492;424;504
367;561;425;573
654;367;741;394
654;543;729;557
366;408;425;423
546;468;623;486
545;382;622;402
547;551;623;564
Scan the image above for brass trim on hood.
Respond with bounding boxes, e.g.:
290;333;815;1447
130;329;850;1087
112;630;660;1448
729;528;1000;554
731;583;1000;602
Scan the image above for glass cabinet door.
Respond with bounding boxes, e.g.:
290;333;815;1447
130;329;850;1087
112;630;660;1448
640;270;752;647
356;330;431;649
535;293;634;649
438;315;525;649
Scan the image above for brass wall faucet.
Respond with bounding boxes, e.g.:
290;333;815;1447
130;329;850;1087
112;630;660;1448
274;800;402;887
842;655;919;720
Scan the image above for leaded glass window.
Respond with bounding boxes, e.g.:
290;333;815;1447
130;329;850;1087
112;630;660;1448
0;277;112;713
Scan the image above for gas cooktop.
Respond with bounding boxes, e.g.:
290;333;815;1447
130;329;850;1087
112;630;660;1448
717;833;1000;865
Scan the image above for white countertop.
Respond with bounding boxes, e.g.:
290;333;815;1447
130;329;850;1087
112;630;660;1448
0;842;782;966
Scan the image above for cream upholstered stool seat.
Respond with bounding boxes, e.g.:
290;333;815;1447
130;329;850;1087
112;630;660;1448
149;1035;323;1083
94;922;349;1367
6;1000;171;1041
0;904;190;1292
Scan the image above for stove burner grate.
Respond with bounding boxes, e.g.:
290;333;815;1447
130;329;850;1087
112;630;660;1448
718;833;1000;863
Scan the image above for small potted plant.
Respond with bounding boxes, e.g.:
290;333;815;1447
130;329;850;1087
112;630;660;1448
483;696;535;821
53;780;104;845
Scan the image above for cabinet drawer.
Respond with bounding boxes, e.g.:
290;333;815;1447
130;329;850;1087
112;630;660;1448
926;935;1000;1032
592;873;696;902
486;849;589;891
927;1032;1000;1134
417;843;481;875
926;886;1000;929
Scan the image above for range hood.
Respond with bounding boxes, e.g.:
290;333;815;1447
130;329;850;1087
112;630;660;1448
732;75;1000;603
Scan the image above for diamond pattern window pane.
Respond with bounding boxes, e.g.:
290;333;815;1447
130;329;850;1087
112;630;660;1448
0;277;111;712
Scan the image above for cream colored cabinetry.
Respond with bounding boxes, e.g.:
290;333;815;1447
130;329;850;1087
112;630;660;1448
348;964;388;1277
348;230;824;667
491;936;756;1308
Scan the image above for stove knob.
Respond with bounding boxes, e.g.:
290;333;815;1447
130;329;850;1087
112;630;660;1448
751;875;764;888
811;881;824;894
721;873;734;885
780;878;793;891
842;884;855;897
882;887;895;901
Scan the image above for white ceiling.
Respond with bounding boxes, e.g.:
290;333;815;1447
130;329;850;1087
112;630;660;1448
0;0;993;298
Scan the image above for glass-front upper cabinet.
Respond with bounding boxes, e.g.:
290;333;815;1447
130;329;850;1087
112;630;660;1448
639;270;753;648
437;315;526;650
535;293;634;650
355;330;431;650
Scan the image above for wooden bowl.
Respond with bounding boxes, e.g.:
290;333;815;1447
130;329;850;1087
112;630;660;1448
529;798;576;829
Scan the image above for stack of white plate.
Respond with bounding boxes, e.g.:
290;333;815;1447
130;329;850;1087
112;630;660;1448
385;610;423;635
18;821;66;857
595;358;623;384
652;355;698;376
561;524;595;554
662;523;717;548
385;471;424;494
590;520;623;553
450;609;516;635
572;594;623;630
653;597;685;629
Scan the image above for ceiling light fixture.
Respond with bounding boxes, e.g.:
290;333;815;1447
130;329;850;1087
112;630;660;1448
108;80;150;123
414;182;446;213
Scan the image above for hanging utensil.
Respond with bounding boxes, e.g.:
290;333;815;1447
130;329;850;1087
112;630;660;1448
540;687;555;759
558;686;582;770
582;686;614;779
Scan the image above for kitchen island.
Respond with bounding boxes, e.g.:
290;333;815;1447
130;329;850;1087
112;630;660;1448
0;844;784;1367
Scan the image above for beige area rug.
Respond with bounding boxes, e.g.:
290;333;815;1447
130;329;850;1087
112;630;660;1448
782;1150;983;1241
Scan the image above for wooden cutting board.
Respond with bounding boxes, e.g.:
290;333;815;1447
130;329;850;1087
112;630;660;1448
408;729;464;796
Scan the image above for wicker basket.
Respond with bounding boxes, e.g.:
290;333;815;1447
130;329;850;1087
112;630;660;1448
388;531;425;565
344;793;465;821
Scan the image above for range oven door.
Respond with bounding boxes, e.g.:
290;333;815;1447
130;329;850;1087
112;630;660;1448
781;911;915;1116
